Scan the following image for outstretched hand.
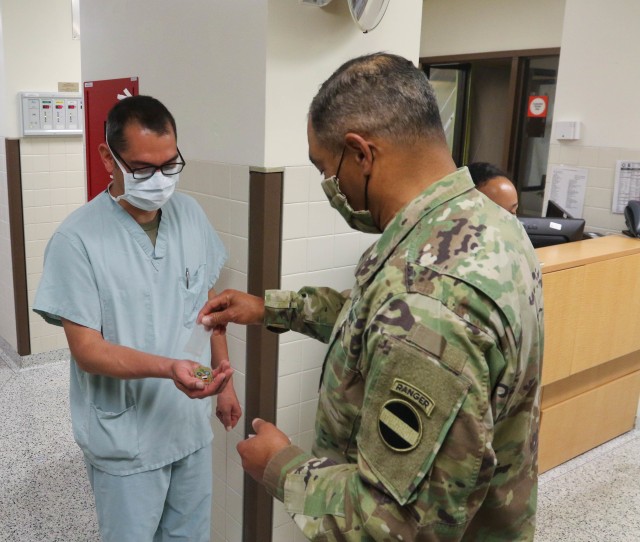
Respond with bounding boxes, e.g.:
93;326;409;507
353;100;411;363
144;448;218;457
196;289;265;335
171;359;233;399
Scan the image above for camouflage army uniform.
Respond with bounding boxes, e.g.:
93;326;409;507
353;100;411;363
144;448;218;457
262;168;544;541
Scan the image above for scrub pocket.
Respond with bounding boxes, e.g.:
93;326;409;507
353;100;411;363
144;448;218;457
88;403;140;460
180;263;206;327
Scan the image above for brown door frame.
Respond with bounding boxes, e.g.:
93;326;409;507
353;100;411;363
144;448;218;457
420;47;560;178
5;138;31;355
242;169;283;542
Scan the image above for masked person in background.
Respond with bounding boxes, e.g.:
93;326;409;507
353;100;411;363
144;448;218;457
34;95;241;542
198;53;544;541
467;161;519;215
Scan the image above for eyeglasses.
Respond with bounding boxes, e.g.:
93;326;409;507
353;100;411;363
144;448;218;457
110;146;186;181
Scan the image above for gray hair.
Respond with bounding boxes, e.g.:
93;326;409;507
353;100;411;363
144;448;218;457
309;52;445;154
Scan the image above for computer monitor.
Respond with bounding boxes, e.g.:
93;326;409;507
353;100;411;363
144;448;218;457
546;199;574;219
518;216;586;248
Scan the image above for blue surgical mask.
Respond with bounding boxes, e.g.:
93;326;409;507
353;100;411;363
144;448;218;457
108;146;178;211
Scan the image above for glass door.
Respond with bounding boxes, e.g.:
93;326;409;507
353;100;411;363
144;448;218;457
513;56;559;216
425;65;470;166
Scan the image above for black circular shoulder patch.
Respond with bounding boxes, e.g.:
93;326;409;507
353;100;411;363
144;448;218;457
378;399;422;452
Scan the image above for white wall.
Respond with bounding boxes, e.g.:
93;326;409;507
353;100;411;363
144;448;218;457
22;137;86;354
553;0;640;148
420;0;566;57
0;7;7;135
80;0;268;167
0;0;82;352
544;0;640;233
264;0;423;167
0;8;8;346
0;0;81;137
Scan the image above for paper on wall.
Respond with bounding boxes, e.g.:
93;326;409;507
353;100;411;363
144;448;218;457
612;160;640;214
548;165;588;218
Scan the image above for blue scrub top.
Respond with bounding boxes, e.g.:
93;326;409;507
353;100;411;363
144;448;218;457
34;191;227;475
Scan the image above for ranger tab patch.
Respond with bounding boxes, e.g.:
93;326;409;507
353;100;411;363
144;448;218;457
378;399;422;452
391;378;435;417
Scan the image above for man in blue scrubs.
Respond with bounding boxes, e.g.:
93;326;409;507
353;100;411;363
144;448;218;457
34;95;241;541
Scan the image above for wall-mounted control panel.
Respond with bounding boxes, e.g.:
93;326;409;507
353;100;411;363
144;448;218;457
20;92;84;136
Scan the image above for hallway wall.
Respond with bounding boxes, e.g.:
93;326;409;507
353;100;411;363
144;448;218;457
0;0;82;353
0;0;81;138
79;0;268;167
264;0;423;167
544;0;640;233
21;137;85;353
420;0;566;57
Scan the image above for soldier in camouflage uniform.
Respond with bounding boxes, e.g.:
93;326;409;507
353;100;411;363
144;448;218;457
199;53;544;541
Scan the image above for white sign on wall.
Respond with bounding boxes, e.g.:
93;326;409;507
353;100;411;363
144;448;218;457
612;160;640;214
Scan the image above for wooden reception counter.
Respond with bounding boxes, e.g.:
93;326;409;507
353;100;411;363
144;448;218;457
536;235;640;472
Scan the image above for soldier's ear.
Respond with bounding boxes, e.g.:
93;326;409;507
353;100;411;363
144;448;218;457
344;133;375;176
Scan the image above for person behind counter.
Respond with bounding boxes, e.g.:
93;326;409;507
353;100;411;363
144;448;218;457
468;161;519;214
199;53;544;541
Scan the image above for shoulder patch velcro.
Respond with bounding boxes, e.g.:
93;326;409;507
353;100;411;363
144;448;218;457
441;343;467;375
407;324;444;357
407;324;467;375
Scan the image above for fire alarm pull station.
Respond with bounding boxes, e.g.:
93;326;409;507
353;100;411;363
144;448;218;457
20;92;84;136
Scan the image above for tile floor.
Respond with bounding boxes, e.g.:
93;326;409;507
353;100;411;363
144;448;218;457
1;352;639;541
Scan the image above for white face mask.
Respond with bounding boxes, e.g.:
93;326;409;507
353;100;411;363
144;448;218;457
109;147;179;211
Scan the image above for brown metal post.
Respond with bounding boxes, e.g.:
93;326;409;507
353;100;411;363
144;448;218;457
5;139;31;355
243;169;283;542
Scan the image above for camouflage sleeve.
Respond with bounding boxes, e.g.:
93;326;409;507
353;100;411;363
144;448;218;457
263;287;348;343
261;291;512;541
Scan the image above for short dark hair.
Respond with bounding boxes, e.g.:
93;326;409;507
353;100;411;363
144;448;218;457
105;95;177;154
467;162;511;188
309;52;445;155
